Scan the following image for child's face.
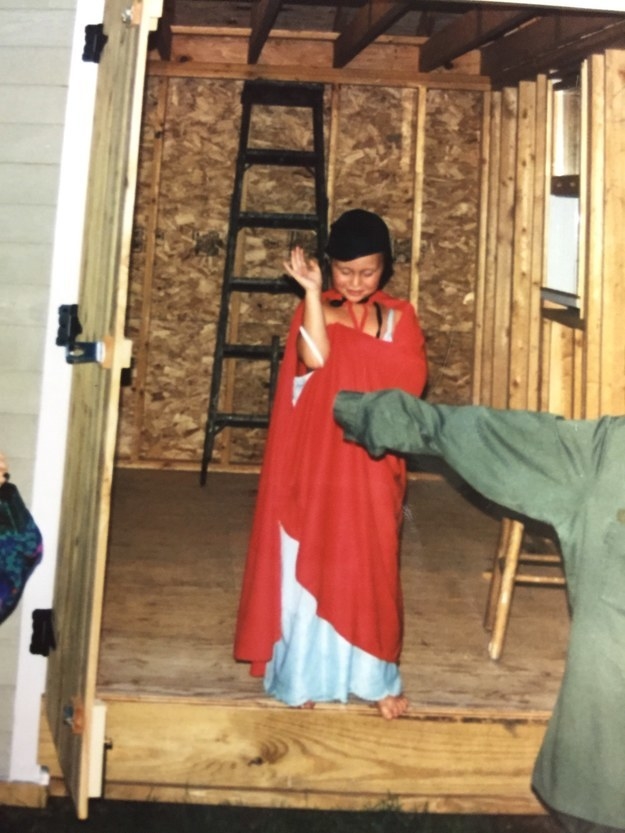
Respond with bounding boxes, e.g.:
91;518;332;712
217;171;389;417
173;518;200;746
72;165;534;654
330;252;384;303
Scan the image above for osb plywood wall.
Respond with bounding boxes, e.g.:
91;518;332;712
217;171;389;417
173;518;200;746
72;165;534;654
117;77;482;469
420;88;481;403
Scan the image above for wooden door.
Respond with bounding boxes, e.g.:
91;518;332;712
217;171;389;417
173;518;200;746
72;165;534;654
45;0;161;819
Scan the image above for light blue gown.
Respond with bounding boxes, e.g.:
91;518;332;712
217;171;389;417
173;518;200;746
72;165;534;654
264;311;402;706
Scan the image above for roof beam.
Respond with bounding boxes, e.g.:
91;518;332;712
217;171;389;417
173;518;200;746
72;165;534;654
333;1;412;68
419;8;535;72
481;13;625;86
426;0;625;12
154;0;174;60
248;0;283;64
333;3;352;33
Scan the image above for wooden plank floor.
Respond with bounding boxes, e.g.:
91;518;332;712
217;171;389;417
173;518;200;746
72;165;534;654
98;468;569;715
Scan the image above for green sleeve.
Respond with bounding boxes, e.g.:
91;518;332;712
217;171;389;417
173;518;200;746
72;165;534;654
334;389;597;527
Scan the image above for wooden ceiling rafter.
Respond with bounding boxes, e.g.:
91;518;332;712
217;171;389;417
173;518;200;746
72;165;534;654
333;1;413;67
481;12;625;87
333;2;353;33
248;0;283;63
431;0;625;10
419;8;536;72
415;10;437;37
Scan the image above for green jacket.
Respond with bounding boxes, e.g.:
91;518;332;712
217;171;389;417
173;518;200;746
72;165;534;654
334;389;625;830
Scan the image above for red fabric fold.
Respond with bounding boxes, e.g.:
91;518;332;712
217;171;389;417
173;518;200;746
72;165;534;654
234;291;427;675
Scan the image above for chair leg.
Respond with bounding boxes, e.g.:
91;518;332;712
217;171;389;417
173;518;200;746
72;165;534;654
488;519;524;661
484;517;512;632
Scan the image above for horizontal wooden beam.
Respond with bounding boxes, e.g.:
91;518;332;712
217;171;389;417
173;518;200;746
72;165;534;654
481;13;625;86
147;57;490;91
419;8;535;72
156;27;485;88
333;1;412;68
100;699;549;813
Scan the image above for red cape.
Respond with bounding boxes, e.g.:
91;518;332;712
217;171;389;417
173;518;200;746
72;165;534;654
234;292;427;675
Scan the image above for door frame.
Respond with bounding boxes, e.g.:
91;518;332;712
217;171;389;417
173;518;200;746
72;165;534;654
10;0;161;814
9;0;104;786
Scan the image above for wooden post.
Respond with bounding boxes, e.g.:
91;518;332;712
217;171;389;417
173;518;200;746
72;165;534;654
529;75;549;413
572;327;585;418
547;319;565;415
583;56;604;419
491;87;518;409
509;80;537;410
539;311;552;414
472;89;491;404
326;84;341;223
479;91;502;406
601;50;625;414
410;86;426;311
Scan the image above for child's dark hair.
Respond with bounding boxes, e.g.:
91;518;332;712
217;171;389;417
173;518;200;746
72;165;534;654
325;209;394;288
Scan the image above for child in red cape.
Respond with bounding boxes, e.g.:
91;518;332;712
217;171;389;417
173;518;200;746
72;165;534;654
234;209;427;719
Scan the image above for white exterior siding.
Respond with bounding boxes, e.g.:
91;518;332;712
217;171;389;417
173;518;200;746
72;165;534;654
0;0;77;781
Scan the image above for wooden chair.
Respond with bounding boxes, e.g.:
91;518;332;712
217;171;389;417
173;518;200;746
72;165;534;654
484;517;566;660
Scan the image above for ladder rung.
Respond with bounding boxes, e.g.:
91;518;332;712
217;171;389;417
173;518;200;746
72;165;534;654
238;211;321;230
241;81;324;108
223;343;283;360
244;148;320;167
214;413;270;430
201;79;327;481
229;276;295;294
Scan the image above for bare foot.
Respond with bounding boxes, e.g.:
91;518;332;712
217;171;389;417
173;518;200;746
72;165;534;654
376;694;409;720
296;700;315;710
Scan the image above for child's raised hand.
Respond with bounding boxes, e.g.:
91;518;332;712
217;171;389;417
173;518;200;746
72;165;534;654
0;453;8;482
283;246;322;294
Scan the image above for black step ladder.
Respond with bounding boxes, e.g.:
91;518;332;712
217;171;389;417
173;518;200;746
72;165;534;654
200;80;328;484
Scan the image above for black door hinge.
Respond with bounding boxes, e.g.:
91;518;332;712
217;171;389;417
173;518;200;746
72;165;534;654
83;23;108;64
56;305;104;364
30;609;57;657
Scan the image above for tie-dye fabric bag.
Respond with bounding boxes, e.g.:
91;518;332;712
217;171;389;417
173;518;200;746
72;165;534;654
0;478;43;625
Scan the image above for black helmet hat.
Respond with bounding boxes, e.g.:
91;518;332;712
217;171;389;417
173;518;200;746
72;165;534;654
325;209;394;287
